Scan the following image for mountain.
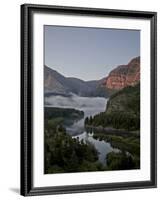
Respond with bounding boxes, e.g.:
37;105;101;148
44;66;108;97
104;57;140;90
105;83;140;116
44;56;140;97
85;83;140;131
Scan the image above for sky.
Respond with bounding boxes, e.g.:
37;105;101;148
44;25;140;81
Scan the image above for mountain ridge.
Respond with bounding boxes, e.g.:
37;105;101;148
44;65;108;97
44;56;140;97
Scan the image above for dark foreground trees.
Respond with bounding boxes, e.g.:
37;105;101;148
44;119;102;173
106;151;136;170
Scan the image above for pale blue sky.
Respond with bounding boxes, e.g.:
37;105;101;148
44;25;140;81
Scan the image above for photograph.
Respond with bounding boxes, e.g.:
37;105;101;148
21;4;157;196
44;25;140;174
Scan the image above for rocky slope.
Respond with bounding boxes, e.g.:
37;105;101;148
105;57;140;89
85;83;140;131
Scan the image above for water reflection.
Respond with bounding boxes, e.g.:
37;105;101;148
72;131;119;165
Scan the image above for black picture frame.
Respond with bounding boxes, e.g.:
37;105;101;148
21;3;157;196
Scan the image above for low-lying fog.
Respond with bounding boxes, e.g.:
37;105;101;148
45;94;107;117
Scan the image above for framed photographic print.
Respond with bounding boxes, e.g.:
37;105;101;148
21;4;157;196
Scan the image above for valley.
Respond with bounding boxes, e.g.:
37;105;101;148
44;56;140;173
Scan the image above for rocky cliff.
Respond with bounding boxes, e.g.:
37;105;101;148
105;57;140;89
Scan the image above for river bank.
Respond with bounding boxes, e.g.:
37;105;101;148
85;125;140;136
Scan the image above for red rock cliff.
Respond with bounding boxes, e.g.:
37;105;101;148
105;57;140;89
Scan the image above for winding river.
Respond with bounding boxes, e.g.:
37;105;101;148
45;94;119;165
